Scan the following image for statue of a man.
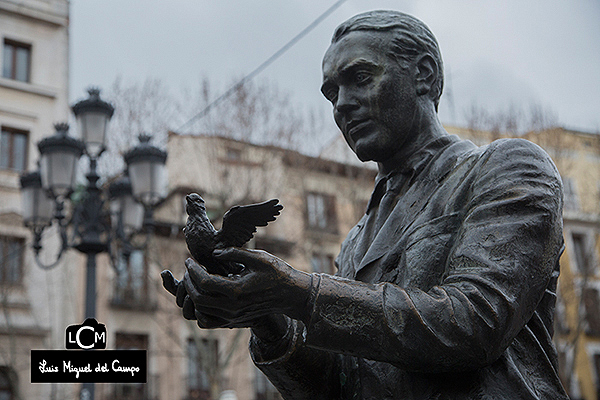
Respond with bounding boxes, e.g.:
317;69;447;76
164;10;568;399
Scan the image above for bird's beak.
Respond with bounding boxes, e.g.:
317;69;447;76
185;194;205;211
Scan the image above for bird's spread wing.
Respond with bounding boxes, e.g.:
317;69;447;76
217;199;283;247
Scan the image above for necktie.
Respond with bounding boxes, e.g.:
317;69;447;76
353;178;386;265
374;178;398;233
353;174;406;277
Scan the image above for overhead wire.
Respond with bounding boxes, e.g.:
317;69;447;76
176;0;348;133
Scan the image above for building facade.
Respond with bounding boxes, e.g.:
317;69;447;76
0;1;70;399
527;128;600;400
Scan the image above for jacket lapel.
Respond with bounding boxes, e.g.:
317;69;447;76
354;140;475;277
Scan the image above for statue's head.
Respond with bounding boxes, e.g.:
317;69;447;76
331;10;443;111
321;11;445;163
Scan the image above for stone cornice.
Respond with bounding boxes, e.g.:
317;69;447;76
0;0;68;27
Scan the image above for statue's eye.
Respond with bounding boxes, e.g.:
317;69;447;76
325;88;338;103
354;71;370;84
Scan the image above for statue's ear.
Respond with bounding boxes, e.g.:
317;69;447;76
415;54;438;96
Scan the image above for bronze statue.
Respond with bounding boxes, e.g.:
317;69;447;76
163;10;568;399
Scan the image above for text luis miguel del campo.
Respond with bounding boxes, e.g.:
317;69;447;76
31;318;146;383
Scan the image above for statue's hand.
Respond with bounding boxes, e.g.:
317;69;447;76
162;268;243;328
182;248;312;328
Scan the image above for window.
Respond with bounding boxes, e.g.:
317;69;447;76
310;253;334;274
554;291;570;335
114;333;148;400
254;366;281;400
2;40;31;82
188;338;218;400
225;147;242;161
582;286;600;336
0;236;24;285
306;192;337;233
254;236;293;258
112;250;154;310
562;177;579;211
0;367;17;400
570;233;595;276
0;127;27;172
115;332;148;349
556;344;573;396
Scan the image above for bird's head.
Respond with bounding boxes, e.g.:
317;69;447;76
185;193;206;215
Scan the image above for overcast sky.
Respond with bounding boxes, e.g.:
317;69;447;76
70;0;600;145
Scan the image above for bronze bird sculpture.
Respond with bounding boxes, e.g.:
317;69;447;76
182;193;283;276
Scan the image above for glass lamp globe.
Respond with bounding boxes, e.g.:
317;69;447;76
123;134;168;208
37;123;85;198
71;88;114;158
20;170;54;229
108;175;145;237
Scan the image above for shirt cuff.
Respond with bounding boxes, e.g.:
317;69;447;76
250;318;306;365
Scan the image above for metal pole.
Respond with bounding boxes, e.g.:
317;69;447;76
80;252;97;400
80;384;93;400
77;158;103;400
84;253;97;319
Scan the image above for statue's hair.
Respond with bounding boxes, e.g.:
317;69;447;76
332;10;444;111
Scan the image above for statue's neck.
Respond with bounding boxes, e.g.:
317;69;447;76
377;107;446;176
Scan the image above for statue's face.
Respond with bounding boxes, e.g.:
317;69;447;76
322;30;419;163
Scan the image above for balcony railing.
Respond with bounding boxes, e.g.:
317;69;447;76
110;270;158;311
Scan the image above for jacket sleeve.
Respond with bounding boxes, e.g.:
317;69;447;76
250;318;345;399
302;139;564;373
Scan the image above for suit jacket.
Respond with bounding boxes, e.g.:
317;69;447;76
251;135;568;399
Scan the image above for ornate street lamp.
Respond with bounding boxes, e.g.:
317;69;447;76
19;170;56;257
19;88;167;400
108;175;145;240
38;123;85;198
124;133;168;208
71;87;114;158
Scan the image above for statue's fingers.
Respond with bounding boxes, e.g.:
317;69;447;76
175;273;188;308
183;271;229;311
213;247;272;270
161;270;179;296
182;269;202;301
194;308;253;329
185;258;234;295
182;296;196;320
191;299;241;319
195;310;229;329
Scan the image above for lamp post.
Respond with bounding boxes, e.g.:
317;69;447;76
19;88;167;400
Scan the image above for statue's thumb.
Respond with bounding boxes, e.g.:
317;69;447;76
161;270;178;296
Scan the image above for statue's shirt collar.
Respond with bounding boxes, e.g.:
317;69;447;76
367;135;459;213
